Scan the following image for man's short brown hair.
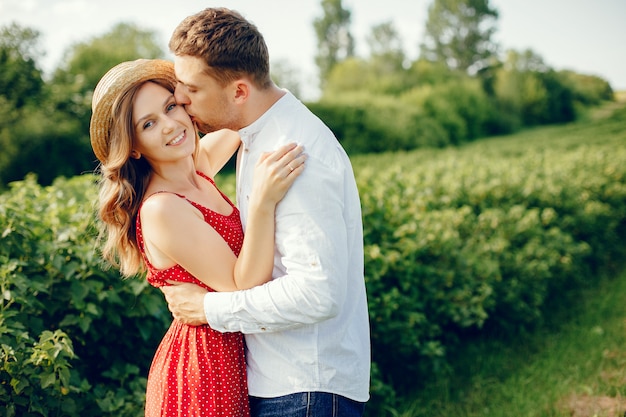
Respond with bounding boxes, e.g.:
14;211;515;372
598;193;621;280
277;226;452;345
169;7;272;89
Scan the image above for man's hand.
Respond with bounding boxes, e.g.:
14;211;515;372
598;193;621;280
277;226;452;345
161;282;209;326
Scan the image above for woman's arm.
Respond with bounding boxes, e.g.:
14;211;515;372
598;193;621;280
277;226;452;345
233;143;306;289
196;129;241;178
142;143;305;292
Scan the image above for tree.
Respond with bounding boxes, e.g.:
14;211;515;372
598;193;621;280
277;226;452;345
494;49;575;127
322;57;371;98
0;23;44;109
322;22;412;97
559;70;614;105
420;0;499;75
367;21;406;72
53;22;164;96
0;22;165;187
313;0;355;87
0;23;46;186
50;22;165;154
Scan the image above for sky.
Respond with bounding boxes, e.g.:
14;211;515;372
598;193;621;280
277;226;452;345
1;0;625;100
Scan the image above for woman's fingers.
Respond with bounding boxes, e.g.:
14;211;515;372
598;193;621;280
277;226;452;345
259;142;306;178
284;152;306;177
260;143;297;163
249;142;307;207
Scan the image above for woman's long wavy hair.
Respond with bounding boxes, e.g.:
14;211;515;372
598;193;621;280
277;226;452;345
95;77;194;277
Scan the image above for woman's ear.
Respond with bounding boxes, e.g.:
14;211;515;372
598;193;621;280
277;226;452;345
130;150;141;159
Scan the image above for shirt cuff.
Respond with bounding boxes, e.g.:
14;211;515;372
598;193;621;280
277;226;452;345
203;291;232;332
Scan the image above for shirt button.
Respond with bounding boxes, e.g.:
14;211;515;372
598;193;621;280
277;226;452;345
260;327;267;331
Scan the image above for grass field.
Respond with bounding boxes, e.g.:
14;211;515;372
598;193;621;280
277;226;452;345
397;265;626;417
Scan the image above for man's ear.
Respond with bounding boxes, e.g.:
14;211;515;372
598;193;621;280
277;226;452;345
233;80;250;103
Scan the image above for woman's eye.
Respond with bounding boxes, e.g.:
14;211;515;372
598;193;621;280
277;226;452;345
143;120;154;130
166;103;177;112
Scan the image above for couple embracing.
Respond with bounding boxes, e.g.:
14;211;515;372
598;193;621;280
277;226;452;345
90;7;370;417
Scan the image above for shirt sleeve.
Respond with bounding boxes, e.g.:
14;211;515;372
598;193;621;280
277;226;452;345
204;153;350;334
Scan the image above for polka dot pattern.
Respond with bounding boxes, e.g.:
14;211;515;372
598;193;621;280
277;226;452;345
136;173;249;417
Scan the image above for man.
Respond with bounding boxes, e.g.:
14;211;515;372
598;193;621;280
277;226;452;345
161;8;370;416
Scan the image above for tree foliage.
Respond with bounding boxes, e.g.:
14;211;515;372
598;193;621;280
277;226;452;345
367;21;406;69
494;49;576;127
53;22;164;95
50;21;165;146
313;0;355;87
558;70;614;105
322;22;411;97
0;23;44;109
0;4;616;189
0;23;47;186
420;0;499;74
0;22;165;188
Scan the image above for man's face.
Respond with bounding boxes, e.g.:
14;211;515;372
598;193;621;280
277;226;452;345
173;55;239;134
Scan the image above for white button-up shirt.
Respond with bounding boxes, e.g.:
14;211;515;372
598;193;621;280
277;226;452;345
203;91;370;402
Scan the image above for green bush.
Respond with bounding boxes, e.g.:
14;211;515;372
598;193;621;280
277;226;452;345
0;106;96;187
0;174;170;416
308;77;496;154
356;106;626;413
559;70;615;105
1;106;625;416
400;79;493;144
307;101;380;154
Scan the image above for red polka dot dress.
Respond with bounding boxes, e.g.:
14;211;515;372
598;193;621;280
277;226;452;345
136;173;250;417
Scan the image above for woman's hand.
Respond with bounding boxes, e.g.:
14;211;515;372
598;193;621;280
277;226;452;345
249;142;306;210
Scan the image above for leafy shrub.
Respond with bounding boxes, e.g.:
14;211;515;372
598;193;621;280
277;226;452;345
0;106;97;187
355;106;626;414
309;77;496;155
308;96;453;154
400;79;493;144
1;106;625;416
559;70;614;105
307;101;381;154
0;174;170;416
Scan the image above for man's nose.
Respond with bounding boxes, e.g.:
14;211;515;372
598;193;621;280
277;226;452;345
174;84;189;104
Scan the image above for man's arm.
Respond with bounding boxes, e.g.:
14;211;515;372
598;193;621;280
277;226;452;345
201;152;352;334
161;175;348;331
162;145;356;333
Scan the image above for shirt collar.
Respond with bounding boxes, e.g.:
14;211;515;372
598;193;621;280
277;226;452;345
238;89;294;146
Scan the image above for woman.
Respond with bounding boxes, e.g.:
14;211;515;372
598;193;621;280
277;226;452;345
89;59;305;417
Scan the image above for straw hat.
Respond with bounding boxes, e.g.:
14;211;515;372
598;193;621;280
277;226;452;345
89;59;177;162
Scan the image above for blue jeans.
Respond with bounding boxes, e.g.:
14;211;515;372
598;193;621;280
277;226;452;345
249;392;366;417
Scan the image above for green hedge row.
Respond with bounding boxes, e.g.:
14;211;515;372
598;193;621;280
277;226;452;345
0;176;170;416
356;106;626;410
307;83;495;156
1;106;625;416
307;72;597;156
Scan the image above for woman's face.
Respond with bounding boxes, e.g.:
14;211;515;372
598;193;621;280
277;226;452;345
131;81;196;164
